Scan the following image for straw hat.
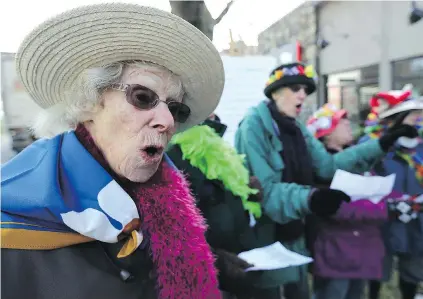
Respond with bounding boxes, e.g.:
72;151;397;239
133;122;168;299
16;3;225;131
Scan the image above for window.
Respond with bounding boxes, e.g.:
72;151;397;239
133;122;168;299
360;64;379;83
392;56;423;96
393;78;423;97
393;56;423;78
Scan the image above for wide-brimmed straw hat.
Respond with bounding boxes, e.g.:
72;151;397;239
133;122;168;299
16;3;225;131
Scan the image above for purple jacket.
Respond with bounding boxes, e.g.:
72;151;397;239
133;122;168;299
313;196;389;279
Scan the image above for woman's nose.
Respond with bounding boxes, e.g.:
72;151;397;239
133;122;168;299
149;102;175;133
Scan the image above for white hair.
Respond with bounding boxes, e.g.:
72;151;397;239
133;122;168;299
32;61;184;138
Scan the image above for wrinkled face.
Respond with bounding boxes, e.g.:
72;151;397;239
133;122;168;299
272;84;307;118
328;118;354;147
87;65;184;183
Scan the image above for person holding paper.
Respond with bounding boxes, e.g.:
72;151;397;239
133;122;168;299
234;62;418;299
306;104;391;299
360;87;423;299
167;114;286;299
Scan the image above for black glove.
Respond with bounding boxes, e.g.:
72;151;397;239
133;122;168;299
248;176;263;203
379;124;418;152
309;188;351;217
213;248;260;295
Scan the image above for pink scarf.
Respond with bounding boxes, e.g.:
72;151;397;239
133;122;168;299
75;125;220;299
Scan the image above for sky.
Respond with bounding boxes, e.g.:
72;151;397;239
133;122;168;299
0;0;304;53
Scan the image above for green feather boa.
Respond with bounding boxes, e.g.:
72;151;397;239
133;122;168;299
171;125;262;218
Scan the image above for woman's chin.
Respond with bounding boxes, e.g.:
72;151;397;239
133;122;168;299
124;161;162;183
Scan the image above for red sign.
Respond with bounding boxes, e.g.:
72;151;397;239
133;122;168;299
296;41;302;62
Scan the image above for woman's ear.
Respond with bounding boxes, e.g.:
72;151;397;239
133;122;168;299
271;88;283;102
98;93;107;108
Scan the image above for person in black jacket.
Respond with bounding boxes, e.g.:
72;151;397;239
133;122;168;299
167;114;283;298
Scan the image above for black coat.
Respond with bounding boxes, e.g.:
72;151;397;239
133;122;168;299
167;144;286;295
167;144;259;254
1;239;157;299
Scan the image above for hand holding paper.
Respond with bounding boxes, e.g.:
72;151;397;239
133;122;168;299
309;188;351;217
330;170;396;204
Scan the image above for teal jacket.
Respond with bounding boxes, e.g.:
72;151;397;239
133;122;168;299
234;101;385;285
235;101;385;225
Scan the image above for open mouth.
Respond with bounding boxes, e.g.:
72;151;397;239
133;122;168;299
141;145;164;158
296;104;302;112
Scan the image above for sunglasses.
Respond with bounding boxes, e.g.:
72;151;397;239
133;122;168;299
111;83;191;123
289;85;307;93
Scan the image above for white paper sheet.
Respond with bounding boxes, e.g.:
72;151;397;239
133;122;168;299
330;170;396;204
238;242;313;272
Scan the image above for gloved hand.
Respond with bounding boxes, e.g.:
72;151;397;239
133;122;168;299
379;124;418;152
248;176;263;202
309;188;351;217
213;248;260;295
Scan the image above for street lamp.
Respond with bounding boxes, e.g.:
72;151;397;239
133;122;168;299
409;1;423;25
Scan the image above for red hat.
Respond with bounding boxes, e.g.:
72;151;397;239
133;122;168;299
370;89;411;116
307;103;347;138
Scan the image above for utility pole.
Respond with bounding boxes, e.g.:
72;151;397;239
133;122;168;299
379;1;392;91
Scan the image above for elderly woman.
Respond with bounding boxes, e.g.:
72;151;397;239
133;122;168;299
1;4;224;299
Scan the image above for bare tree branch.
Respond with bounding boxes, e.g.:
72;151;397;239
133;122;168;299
169;0;235;40
214;1;234;25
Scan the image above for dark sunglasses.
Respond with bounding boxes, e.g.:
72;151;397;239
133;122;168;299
289;85;307;93
111;83;191;123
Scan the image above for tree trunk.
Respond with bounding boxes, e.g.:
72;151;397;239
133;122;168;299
170;0;233;41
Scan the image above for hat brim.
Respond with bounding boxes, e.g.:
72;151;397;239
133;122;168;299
333;109;348;122
16;3;224;132
379;98;423;119
310;109;347;138
264;75;316;98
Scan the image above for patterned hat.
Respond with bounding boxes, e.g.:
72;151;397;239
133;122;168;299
264;62;316;98
307;103;348;138
370;88;411;118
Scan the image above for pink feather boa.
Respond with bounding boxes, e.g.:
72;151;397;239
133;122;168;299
75;125;221;299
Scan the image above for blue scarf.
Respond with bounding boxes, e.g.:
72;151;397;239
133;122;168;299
1;132;174;255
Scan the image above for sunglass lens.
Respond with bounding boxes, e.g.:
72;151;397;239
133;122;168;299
167;102;191;123
128;85;158;109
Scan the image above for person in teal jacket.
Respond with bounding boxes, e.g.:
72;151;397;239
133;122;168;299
234;62;418;299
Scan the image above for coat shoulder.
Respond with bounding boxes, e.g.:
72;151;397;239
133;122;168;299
1;241;157;299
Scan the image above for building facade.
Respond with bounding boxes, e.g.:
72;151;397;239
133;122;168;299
257;1;423;125
317;0;423;124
